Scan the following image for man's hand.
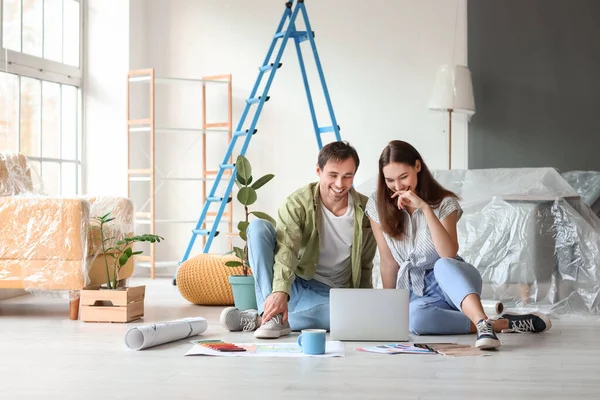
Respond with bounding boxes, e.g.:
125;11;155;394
262;291;289;324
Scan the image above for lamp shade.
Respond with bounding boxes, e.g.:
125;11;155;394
428;64;475;115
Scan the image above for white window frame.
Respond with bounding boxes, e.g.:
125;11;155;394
0;0;85;195
0;0;84;86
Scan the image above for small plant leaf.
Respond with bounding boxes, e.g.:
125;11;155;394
250;211;276;226
251;174;274;190
236;172;248;186
237;187;257;206
237;221;249;236
233;246;245;261
236;155;252;181
235;180;243;189
240;230;247;241
225;261;243;267
119;253;129;267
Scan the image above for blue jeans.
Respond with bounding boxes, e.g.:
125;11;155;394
409;257;483;335
246;219;331;331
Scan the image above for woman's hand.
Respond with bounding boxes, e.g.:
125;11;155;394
391;190;429;210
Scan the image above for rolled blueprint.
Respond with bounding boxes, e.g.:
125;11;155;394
481;300;504;315
125;317;208;350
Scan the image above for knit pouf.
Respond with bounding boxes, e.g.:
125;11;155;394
176;253;253;306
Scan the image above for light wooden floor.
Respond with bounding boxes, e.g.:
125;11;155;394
2;277;600;400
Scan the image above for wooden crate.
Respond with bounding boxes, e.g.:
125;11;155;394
80;285;145;323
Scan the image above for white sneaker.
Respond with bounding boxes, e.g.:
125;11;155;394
475;319;501;350
219;307;259;332
254;314;291;339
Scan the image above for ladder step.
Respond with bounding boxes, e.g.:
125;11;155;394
259;63;283;72
206;170;232;176
233;129;258;138
319;125;341;134
206;196;233;203
219;163;235;170
274;30;313;41
128;168;152;175
247;95;270;105
206;122;229;128
192;229;220;237
128;118;151;126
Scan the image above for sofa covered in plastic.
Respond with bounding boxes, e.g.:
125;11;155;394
0;152;135;320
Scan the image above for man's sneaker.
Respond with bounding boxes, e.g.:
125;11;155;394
219;307;259;332
501;312;552;333
475;319;501;350
254;313;291;339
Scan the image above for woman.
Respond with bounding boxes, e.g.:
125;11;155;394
366;140;551;349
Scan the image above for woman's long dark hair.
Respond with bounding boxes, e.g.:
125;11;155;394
377;140;457;239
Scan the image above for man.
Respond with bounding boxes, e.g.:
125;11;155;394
220;141;377;338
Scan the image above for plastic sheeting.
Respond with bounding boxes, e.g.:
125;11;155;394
358;167;600;316
562;170;600;216
0;151;134;297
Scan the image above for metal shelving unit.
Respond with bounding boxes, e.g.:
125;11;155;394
126;68;233;278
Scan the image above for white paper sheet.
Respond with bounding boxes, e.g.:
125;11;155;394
124;317;208;350
184;341;345;358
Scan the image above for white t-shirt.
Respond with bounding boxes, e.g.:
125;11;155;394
313;195;354;288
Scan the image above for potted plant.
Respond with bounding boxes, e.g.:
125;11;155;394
80;211;164;323
225;155;275;310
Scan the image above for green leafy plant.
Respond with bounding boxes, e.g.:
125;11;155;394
225;155;275;276
93;212;164;289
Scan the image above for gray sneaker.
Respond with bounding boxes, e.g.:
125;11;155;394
254;313;292;339
220;307;259;332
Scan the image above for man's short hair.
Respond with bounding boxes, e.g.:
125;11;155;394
317;141;360;172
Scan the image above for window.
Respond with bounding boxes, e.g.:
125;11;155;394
0;0;83;196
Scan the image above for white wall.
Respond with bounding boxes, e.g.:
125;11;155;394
83;0;130;197
96;0;468;275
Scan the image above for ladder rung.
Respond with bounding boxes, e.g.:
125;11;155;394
219;164;235;170
128;169;152;175
207;212;230;217
259;63;283;72
136;212;151;218
135;255;152;261
319;125;340;134
233;129;258;138
206;122;229;128
247;96;270;105
205;170;232;176
128;119;151;126
192;229;219;237
206;196;233;203
274;30;313;40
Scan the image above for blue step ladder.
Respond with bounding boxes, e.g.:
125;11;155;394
174;0;341;285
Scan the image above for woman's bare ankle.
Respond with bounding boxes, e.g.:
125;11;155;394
493;318;508;332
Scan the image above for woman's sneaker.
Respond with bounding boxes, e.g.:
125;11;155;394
254;313;291;339
220;307;259;332
475;319;501;350
501;312;552;333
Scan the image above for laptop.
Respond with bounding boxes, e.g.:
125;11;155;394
329;288;410;341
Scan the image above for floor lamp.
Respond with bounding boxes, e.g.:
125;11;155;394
428;65;476;169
